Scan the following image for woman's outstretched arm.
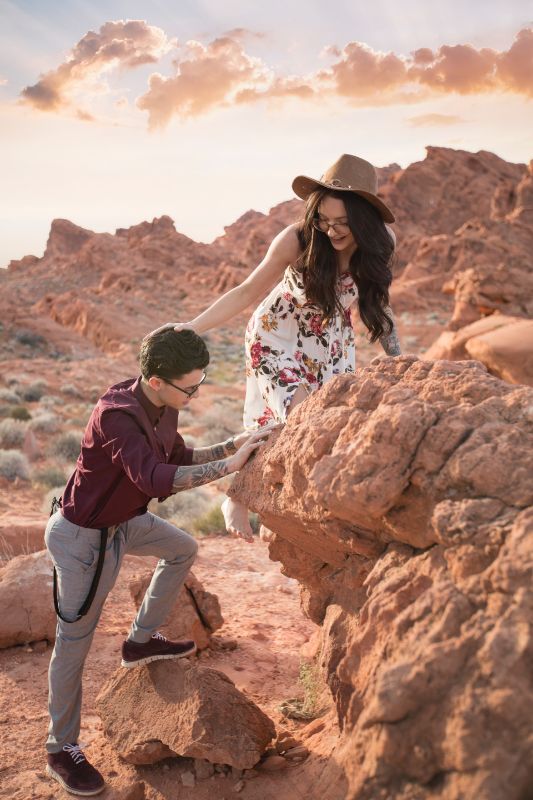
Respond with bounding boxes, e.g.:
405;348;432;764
177;224;301;335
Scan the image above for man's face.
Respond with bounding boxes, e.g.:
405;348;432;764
148;369;205;411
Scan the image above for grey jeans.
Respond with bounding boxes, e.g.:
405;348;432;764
44;509;198;753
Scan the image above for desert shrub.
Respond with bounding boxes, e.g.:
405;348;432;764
0;388;20;404
29;412;60;433
279;660;325;721
150;487;213;528
38;395;59;408
15;330;46;348
60;383;83;399
0;450;30;480
8;406;32;421
51;431;82;462
0;418;27;448
191;504;227;537
33;466;66;488
21;380;48;402
195;400;243;446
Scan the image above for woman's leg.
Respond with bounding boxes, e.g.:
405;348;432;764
222;383;311;541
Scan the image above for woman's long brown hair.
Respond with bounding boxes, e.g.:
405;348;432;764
295;189;395;342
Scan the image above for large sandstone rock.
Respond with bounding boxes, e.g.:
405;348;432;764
229;357;533;799
129;570;223;649
424;314;533;386
96;659;275;769
0;550;56;647
464;318;533;385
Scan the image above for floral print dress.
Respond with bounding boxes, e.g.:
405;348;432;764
244;265;358;429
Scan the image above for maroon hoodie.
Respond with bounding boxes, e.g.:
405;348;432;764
61;376;193;529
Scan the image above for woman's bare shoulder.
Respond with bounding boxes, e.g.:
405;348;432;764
269;222;302;260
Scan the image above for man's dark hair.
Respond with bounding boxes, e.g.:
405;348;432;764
139;329;210;380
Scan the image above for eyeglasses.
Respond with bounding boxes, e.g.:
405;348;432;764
312;217;351;234
161;373;207;398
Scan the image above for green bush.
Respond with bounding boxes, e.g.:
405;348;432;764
21;380;47;402
191;504;227;537
51;432;82;462
0;418;27;448
0;450;30;481
9;406;31;421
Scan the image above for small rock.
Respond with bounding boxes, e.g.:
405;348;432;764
244;768;259;779
284;745;309;760
258;755;288;771
181;771;195;788
33;640;48;653
233;779;245;793
231;767;243;780
162;764;170;771
195;758;215;780
215;764;226;773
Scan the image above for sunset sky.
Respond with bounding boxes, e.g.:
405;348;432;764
1;0;532;267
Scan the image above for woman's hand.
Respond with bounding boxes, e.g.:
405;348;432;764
143;322;195;340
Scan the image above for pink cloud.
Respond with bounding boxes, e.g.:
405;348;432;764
21;19;172;116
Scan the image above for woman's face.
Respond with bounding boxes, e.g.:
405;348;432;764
317;195;356;253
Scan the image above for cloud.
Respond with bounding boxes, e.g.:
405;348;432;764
320;28;533;101
407;113;467;127
136;35;272;127
21;19;172;116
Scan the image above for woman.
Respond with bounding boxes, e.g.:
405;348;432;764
160;154;401;538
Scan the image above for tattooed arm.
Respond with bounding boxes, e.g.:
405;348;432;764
379;307;402;356
173;430;270;493
191;437;237;465
172;459;231;493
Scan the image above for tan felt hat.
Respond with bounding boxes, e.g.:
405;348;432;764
292;153;395;223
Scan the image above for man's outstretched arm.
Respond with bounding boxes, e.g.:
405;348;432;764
172;459;230;492
191;437;237;465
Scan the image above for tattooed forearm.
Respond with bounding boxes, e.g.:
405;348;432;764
192;437;237;464
379;307;402;356
172;460;230;492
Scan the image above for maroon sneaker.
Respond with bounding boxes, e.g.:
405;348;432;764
46;743;105;796
121;631;197;668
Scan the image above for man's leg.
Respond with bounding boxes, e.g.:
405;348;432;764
123;512;198;643
45;513;123;752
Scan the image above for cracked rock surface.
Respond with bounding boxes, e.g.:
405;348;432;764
230;356;533;799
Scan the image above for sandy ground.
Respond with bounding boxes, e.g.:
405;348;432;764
0;535;346;800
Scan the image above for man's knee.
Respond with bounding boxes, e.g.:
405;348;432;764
166;531;198;565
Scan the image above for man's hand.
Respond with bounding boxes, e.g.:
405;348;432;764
233;422;283;451
226;428;272;472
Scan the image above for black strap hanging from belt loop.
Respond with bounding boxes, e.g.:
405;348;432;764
50;497;108;623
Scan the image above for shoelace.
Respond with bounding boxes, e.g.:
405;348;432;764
63;744;86;764
152;631;168;642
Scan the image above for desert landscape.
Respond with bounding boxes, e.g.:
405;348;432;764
0;145;532;800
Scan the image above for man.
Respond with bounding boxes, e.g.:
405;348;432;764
44;328;270;796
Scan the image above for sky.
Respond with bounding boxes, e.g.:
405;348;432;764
0;0;532;267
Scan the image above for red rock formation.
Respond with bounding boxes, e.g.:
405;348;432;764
129;570;223;649
229;357;533;799
97;659;276;768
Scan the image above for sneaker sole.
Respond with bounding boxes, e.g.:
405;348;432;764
46;764;105;796
121;644;197;668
